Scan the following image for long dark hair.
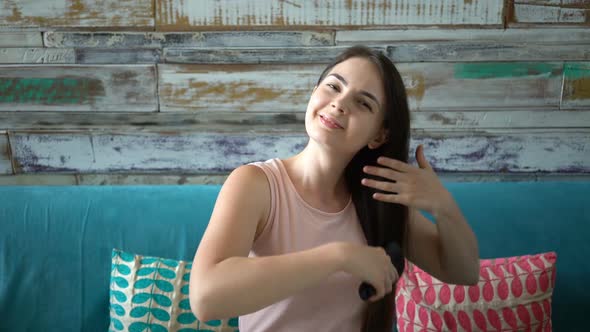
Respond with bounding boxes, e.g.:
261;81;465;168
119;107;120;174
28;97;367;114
315;46;411;332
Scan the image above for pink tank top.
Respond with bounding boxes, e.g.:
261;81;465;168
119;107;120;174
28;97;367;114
239;158;368;332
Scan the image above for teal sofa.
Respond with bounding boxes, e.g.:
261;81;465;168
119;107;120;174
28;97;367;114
1;182;589;331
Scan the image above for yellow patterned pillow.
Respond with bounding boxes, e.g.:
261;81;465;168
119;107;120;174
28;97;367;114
108;249;239;332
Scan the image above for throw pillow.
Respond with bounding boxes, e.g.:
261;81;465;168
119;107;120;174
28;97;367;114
108;248;239;332
395;252;557;332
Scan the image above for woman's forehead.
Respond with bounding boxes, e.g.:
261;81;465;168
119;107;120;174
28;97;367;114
326;57;384;101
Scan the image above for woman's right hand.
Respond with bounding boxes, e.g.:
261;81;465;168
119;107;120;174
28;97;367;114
336;242;399;302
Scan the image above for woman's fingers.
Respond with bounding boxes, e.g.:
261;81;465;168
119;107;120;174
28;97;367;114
363;165;403;182
361;178;402;193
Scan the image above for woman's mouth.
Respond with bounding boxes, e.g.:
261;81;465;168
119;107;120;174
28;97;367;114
319;114;344;129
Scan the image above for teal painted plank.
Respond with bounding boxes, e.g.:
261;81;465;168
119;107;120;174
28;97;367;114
453;63;561;79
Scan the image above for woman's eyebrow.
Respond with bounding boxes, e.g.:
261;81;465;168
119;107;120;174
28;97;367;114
327;73;381;109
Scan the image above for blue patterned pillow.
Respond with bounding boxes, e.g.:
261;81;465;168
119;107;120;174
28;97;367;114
108;248;239;332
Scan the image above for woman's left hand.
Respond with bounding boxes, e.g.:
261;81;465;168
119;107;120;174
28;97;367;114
361;144;452;216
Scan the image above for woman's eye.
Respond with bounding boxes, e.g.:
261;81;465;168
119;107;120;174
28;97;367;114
359;100;372;111
327;83;339;91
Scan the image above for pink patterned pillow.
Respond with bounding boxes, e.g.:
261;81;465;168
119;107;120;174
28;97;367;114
395;252;557;332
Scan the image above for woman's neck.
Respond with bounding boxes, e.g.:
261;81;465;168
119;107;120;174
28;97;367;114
282;141;353;212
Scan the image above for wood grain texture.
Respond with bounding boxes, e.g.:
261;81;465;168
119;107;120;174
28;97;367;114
0;133;12;174
156;0;503;30
158;62;563;112
0;48;75;64
75;49;161;64
164;47;365;64
336;28;590;44
0;65;157;111
0;32;42;46
44;31;333;48
2;110;590;131
387;42;590;62
0;0;154;29
510;0;590;25
562;62;590;109
0;174;76;185
8;131;590;174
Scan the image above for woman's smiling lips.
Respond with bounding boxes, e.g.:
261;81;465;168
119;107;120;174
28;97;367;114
319;114;344;129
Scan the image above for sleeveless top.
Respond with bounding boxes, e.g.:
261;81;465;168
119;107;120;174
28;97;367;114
239;158;368;332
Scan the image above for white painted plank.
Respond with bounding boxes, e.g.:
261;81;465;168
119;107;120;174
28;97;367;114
0;32;42;47
44;31;333;48
0;65;158;111
512;1;590;24
9;131;590;174
0;133;12;175
77;174;228;185
2;110;590;131
0;0;154;29
156;0;503;30
159;62;563;112
336;28;590;45
0;48;75;64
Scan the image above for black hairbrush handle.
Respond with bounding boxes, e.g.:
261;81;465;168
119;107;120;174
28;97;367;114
358;242;404;301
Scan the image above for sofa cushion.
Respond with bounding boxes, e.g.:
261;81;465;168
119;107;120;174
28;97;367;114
109;249;238;332
396;252;556;331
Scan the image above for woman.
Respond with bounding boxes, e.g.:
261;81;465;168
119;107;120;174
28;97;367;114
189;46;479;332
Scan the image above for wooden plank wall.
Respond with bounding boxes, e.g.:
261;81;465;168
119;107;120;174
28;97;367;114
0;0;589;185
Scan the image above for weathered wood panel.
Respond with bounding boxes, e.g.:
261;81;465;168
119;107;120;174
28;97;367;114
0;48;75;64
9;131;590;174
562;62;590;109
75;49;161;64
0;133;12;174
0;174;76;185
2;110;590;131
156;0;503;30
0;32;42;46
336;28;590;44
164;44;590;64
387;43;590;62
164;47;360;64
44;31;333;48
510;0;590;25
0;65;157;111
159;62;563;112
77;174;228;186
0;0;154;29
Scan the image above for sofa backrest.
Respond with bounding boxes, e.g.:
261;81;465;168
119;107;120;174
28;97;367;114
0;182;588;331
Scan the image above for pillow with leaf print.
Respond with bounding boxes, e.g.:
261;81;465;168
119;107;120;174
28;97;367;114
109;248;239;332
395;252;557;332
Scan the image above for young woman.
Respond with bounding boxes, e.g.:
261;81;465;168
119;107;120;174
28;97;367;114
189;46;479;332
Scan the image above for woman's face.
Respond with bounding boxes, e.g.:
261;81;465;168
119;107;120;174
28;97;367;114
305;56;387;155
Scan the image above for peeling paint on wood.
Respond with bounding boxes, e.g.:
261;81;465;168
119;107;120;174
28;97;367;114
0;0;154;29
0;111;306;132
77;174;228;185
0;48;75;64
156;0;503;30
159;64;319;112
387;42;590;62
336;28;590;44
0;133;12;174
2;110;590;131
511;1;590;25
0;65;157;111
0;32;42;47
160;62;563;112
164;47;382;64
75;49;161;64
9;131;590;174
44;31;333;48
0;174;76;185
562;62;590;109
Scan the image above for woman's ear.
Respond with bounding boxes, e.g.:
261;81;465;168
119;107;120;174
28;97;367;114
368;128;388;149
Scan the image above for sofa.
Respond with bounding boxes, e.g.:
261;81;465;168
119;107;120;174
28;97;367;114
0;181;588;331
